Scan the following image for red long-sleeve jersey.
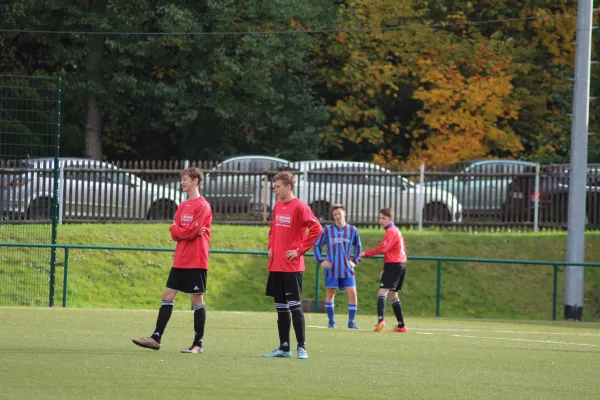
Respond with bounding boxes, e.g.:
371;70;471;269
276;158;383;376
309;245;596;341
267;198;322;272
363;223;407;263
169;196;212;269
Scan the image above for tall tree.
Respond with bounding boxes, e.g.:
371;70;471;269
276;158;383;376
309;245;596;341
314;0;429;161
83;0;108;160
409;32;523;164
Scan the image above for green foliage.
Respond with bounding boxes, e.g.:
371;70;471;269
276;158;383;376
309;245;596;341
1;0;331;160
1;0;598;163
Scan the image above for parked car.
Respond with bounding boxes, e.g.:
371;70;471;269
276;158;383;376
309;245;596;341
250;160;463;224
501;165;600;228
429;159;538;217
1;158;181;221
202;155;289;213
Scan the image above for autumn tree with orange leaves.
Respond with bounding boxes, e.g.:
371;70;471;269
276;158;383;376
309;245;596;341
408;36;523;165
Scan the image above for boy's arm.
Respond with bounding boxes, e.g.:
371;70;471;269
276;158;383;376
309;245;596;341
298;206;322;256
268;212;274;252
313;231;327;263
169;205;207;240
363;229;391;257
352;229;363;264
170;208;182;242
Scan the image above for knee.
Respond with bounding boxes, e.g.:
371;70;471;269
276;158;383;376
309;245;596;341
162;288;177;302
191;294;204;307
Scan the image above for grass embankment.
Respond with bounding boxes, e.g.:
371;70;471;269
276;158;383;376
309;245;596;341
2;224;600;320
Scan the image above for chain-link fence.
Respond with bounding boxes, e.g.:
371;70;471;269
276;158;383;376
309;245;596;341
0;75;62;306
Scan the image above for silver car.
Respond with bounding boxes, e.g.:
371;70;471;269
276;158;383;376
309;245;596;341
1;158;181;221
251;160;463;224
203;155;289;213
429;159;537;216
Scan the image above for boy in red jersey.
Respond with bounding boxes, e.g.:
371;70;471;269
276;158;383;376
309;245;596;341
262;171;322;360
360;208;408;333
132;167;212;353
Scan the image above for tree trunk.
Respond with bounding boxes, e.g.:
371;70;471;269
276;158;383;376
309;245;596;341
83;0;108;160
84;94;103;160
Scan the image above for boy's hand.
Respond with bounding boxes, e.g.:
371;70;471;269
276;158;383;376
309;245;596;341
268;248;272;258
198;227;207;236
320;261;332;269
349;261;356;268
359;252;365;258
285;249;299;260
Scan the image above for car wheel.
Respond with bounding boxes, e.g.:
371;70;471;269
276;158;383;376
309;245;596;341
147;200;177;221
310;201;330;222
28;198;53;221
424;202;451;222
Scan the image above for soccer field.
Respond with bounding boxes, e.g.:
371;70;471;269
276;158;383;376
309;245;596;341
1;309;599;400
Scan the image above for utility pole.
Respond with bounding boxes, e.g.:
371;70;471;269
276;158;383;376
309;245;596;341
564;0;594;321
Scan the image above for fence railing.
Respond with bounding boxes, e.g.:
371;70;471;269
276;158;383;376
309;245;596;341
1;160;599;230
2;241;600;320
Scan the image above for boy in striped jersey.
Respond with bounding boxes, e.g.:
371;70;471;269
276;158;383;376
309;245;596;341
314;204;362;329
360;208;408;333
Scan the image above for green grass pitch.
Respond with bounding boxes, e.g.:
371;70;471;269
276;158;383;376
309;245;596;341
1;308;599;399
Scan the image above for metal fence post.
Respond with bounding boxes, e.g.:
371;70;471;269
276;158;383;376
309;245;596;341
262;163;269;223
418;164;425;231
48;76;62;307
58;165;64;226
436;260;442;317
534;163;540;232
62;247;69;308
315;262;321;312
552;264;558;321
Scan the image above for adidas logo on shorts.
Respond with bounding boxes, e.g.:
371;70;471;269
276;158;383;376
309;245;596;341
194;286;200;290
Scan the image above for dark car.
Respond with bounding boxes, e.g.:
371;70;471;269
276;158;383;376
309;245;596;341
501;165;600;228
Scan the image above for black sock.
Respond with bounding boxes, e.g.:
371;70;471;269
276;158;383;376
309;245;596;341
290;306;306;350
276;304;291;351
151;300;174;343
377;294;386;322
192;303;206;347
391;298;405;327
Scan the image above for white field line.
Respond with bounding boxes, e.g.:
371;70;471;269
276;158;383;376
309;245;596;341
451;334;598;347
306;325;600;347
412;328;600;337
307;325;600;337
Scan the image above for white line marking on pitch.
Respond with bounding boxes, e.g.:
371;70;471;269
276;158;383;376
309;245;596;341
308;325;598;346
413;328;600;337
451;334;598;347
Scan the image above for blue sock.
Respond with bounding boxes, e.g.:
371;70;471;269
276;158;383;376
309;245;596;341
325;302;335;322
348;304;357;322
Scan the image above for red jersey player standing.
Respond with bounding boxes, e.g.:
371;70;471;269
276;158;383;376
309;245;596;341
133;167;212;353
360;208;408;333
262;171;322;360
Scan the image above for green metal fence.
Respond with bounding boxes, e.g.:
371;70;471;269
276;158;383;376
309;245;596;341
0;75;62;307
1;242;600;320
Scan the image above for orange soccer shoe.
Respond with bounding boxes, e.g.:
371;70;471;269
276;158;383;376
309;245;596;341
132;337;161;350
392;326;408;333
373;321;386;332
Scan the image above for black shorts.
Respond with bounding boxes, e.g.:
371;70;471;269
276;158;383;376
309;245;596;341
380;263;406;292
265;272;303;304
166;268;207;295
